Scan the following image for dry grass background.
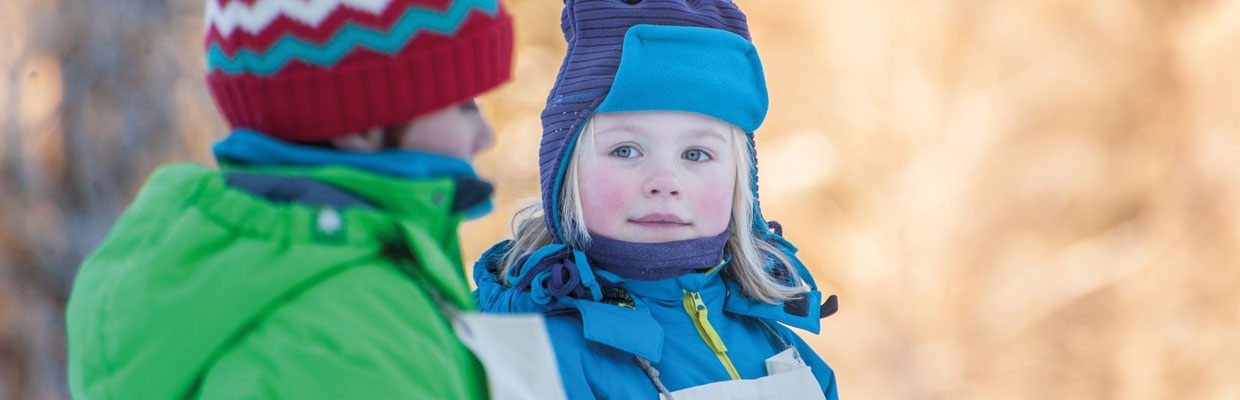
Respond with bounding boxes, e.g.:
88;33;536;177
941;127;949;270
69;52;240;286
2;0;1238;399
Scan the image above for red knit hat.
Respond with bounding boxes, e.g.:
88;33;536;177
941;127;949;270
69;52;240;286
204;0;513;142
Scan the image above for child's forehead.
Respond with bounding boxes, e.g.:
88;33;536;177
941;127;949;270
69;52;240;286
593;111;733;139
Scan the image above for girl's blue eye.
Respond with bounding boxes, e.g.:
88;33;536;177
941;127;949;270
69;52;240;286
683;149;710;162
612;146;639;158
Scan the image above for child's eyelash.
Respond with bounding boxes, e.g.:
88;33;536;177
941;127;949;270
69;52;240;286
609;144;642;158
684;148;714;161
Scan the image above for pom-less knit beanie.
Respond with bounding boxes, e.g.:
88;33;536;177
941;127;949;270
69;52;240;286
204;0;514;142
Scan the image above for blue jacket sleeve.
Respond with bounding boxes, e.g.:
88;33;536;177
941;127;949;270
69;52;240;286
779;326;840;400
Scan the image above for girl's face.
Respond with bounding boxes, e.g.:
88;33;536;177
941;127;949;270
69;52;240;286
577;111;736;243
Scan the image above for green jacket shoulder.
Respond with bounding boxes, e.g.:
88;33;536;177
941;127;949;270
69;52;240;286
67;163;485;399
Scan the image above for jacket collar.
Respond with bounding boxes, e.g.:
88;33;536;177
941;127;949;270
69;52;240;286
213;129;493;219
722;281;823;334
620;263;825;334
473;242;824;363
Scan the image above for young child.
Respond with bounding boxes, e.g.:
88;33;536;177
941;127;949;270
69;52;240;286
474;0;840;398
66;0;514;398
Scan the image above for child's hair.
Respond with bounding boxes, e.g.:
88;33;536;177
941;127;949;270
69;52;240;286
501;118;807;304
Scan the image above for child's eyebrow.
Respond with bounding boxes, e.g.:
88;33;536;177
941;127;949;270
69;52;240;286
689;128;729;143
595;122;648;137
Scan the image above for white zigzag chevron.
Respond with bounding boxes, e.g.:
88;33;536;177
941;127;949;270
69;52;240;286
206;0;395;38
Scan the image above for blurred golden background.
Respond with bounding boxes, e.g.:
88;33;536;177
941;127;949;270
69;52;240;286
2;0;1238;398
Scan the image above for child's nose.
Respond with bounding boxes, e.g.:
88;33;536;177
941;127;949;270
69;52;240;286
643;174;681;197
648;187;680;196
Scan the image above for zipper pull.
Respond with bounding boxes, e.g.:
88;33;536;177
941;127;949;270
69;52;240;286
690;292;706;314
686;291;726;351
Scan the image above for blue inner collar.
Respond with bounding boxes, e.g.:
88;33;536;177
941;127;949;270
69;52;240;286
212;129;492;218
214;129;480;180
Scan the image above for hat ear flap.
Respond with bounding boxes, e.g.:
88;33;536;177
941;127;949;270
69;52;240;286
561;4;573;41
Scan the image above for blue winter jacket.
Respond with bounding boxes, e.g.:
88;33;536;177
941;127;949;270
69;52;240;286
474;241;839;399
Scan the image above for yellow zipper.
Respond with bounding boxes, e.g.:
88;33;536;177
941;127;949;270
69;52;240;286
682;290;741;380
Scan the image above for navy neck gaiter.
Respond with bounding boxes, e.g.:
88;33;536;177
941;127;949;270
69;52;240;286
585;231;730;281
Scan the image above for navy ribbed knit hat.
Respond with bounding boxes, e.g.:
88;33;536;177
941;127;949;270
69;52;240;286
538;0;775;244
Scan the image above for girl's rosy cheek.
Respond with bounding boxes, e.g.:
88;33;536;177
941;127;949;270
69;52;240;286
584;180;628;210
579;166;633;228
693;173;735;231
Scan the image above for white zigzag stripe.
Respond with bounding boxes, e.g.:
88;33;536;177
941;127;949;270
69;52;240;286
206;0;395;38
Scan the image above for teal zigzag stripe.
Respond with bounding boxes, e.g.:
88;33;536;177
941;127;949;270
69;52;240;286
208;0;498;76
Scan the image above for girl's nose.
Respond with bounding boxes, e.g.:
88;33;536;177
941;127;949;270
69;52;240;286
643;172;681;197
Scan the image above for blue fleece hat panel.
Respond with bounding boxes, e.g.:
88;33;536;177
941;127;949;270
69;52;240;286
595;24;768;133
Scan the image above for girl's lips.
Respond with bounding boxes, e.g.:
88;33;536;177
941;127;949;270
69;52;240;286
629;213;690;228
630;221;691;229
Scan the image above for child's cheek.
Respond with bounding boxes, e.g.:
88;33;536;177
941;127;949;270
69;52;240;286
585;179;629;210
578;165;634;231
691;172;735;233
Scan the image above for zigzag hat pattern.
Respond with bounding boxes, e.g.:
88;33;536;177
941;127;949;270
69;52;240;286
205;0;513;142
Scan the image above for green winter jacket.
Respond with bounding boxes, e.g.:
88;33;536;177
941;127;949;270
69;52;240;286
66;160;488;399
